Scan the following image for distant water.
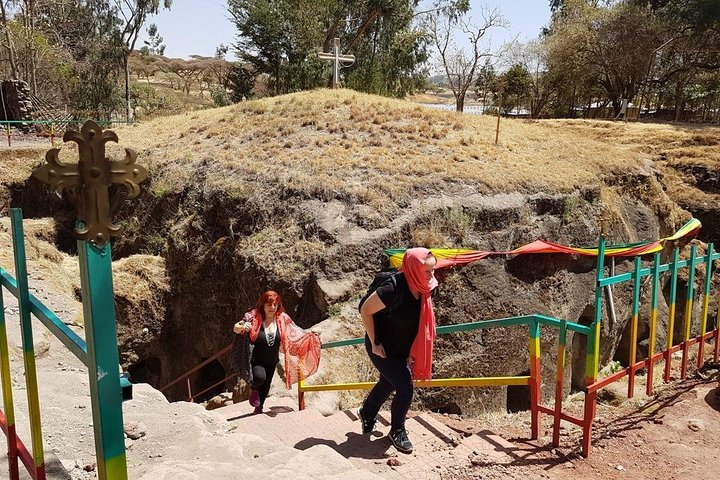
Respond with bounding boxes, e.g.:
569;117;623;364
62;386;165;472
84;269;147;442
418;103;489;115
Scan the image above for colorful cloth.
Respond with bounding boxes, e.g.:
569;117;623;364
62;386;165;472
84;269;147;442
245;310;321;388
386;218;701;269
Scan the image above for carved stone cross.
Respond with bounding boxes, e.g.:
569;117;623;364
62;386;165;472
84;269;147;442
33;120;147;247
317;37;355;89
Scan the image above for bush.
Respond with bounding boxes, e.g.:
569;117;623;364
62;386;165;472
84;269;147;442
211;88;232;107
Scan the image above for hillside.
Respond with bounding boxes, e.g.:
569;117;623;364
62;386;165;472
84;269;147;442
2;88;720;417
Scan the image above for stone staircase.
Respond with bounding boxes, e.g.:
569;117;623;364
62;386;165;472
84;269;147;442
218;396;516;479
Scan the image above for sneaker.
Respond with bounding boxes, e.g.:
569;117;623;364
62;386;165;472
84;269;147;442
357;407;376;434
249;389;260;407
253;406;263;415
389;428;413;453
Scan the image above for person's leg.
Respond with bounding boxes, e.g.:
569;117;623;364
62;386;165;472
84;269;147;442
378;360;412;432
361;337;394;420
250;364;266;408
257;362;276;408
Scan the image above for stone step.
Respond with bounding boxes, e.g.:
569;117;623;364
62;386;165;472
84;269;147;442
219;396;520;479
218;395;298;421
457;429;516;466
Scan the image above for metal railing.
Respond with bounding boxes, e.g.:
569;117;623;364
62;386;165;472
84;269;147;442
1;119;133;147
0;209;129;479
164;238;719;459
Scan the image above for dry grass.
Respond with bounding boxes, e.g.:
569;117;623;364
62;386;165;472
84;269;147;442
103;89;663;218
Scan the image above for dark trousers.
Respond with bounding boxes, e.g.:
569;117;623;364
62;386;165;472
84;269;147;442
362;336;413;431
251;362;276;407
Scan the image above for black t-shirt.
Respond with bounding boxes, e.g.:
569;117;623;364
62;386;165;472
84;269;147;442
251;325;281;365
373;273;422;359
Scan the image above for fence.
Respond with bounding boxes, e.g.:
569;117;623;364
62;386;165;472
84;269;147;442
162;237;719;458
0;209;129;480
0;119;133;147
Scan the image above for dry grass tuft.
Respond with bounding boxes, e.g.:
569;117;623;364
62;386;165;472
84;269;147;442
111;89;674;218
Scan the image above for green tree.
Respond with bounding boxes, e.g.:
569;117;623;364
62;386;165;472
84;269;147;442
227;0;431;97
497;64;532;114
474;59;496;112
227;62;256;101
141;23;165;56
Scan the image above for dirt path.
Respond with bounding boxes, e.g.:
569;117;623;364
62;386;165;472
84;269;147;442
435;372;720;480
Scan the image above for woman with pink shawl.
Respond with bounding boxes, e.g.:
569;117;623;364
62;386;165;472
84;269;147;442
358;248;438;453
233;290;321;414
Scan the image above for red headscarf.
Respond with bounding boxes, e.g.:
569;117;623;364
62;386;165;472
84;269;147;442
402;248;438;380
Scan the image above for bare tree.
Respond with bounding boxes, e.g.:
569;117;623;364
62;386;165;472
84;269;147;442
0;1;18;78
158;58;205;95
426;6;506;112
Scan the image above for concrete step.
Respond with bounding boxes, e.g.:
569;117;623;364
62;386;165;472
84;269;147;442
218;396;519;478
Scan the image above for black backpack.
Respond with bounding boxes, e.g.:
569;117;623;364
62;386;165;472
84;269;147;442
358;271;405;314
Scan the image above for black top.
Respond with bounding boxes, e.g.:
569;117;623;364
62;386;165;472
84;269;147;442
373;273;422;359
251;325;281;365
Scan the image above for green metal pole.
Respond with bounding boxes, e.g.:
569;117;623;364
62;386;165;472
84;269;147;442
582;235;606;457
10;209;45;479
628;257;642;398
647;252;660;396
681;245;697;380
664;248;680;382
77;238;128;480
697;243;714;367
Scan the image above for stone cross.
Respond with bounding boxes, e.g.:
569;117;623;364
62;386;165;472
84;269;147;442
33;120;147;247
317;37;355;89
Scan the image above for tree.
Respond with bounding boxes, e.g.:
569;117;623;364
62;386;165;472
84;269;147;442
0;1;18;78
497;64;532;114
113;0;172;121
425;5;506;111
141;22;165;56
227;0;431;97
157;57;205;94
544;0;663;116
474;59;496;112
227;62;256;101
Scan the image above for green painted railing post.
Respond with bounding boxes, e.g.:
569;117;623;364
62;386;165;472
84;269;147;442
647;252;660;396
628;257;642;398
697;243;714;367
78;236;128;480
528;316;541;440
664;248;680;382
681;245;697;379
582;234;606;458
10;209;45;479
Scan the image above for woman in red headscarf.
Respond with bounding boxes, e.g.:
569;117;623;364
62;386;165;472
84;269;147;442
233;290;321;414
358;247;438;454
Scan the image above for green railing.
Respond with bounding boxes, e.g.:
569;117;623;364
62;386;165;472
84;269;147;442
299;238;720;458
1;119;133;146
0;209;129;480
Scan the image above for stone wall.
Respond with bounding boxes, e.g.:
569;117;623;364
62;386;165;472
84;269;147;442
0;80;34;124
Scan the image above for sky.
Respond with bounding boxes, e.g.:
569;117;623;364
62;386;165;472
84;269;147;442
148;1;552;60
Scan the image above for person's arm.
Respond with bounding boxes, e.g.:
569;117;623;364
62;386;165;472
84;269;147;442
360;292;387;358
233;321;251;334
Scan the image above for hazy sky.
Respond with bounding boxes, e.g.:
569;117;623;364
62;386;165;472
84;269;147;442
148;1;552;60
